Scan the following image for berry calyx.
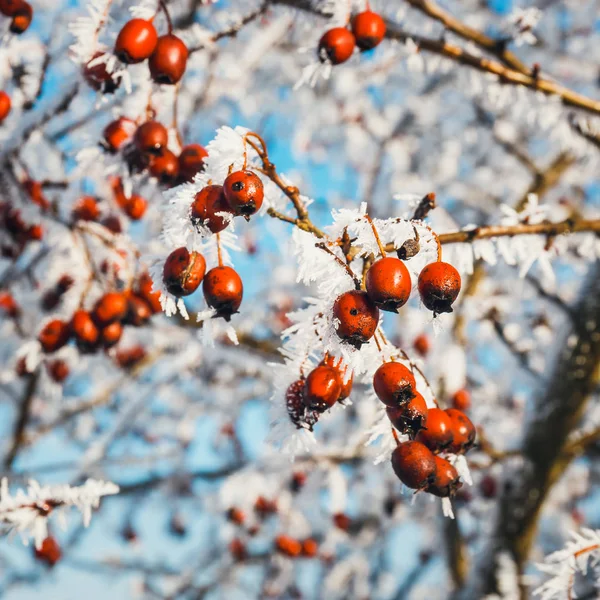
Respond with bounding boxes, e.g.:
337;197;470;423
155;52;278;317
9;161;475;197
415;407;454;452
0;91;11;122
115;19;158;64
163;247;206;297
70;309;99;351
427;456;462;498
103;117;136;152
286;378;320;431
373;361;416;407
303;365;342;413
178;144;208;182
92;292;128;326
332;290;379;349
38;319;70;353
391;440;437;490
9;1;31;34
386;391;428;436
134;121;168;155
351;11;386;50
445;408;476;454
318;28;356;65
148;34;188;84
365;256;412;313
83;52;120;93
223;170;264;218
190;185;233;233
202;266;243;320
418;261;461;315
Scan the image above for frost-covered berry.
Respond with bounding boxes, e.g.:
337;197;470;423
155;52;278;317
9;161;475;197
72;196;100;222
286;379;319;431
83;52;120;93
365;256;411;313
135;121;168;155
332;290;379;349
318;28;356;64
303;365;342;413
352;11;386;50
416;407;454;452
39;319;70;353
0;91;11;122
34;536;61;567
115;19;158;64
190;185;233;233
149;149;179;184
93;292;128;326
149;34;188;84
386;391;428;436
445;408;476;454
70;309;99;351
418;262;461;315
223;170;264;218
391;441;437;490
178;144;208;182
163;247;206;297
427;456;462;498
103;117;136;153
373;361;416;407
202;266;243;321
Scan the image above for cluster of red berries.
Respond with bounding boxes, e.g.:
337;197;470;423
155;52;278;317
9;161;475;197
0;0;33;35
286;355;353;430
318;10;386;65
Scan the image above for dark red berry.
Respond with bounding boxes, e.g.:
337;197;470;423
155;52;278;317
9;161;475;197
115;345;147;369
451;389;471;411
39;320;70;353
149;149;179;184
365;256;411;313
34;536;61;567
0;0;24;16
416;407;454;452
190;185;233;233
9;1;31;34
72;196;100;222
135;121;168;154
427;456;462;498
148;34;188;84
124;293;152;327
178;144;207;182
223;170;264;218
318;28;355;64
115;19;158;64
103;117;136;152
413;334;430;357
418;262;461;315
373;361;416;407
386;391;428;436
332;290;379;349
47;360;69;383
352;11;386;51
202;266;243;320
445;409;476;454
83;52;121;93
391;441;437;490
303;365;342;413
163;247;206;297
479;475;497;499
286;378;320;431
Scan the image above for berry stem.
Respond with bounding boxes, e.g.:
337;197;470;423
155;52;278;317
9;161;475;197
365;213;386;258
172;83;183;149
391;427;400;446
315;242;361;289
216;233;223;267
158;0;173;34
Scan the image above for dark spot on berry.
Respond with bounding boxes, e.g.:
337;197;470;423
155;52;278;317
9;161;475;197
350;308;358;316
232;181;244;192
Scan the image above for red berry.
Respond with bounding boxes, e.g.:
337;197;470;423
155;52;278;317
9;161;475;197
0;292;19;317
124;293;152;326
303;365;342;413
47;359;69;383
427;456;462;498
320;355;353;401
178;144;207;182
391;441;437;490
102;215;122;234
103;118;137;152
149;149;179;184
0;91;11;122
223;170;264;218
0;0;24;16
445;408;476;454
413;333;430;357
92;292;128;326
70;309;99;350
148;34;188;84
286;378;320;431
351;11;386;50
115;19;158;64
9;1;31;34
451;388;471;411
137;272;162;313
332;290;379;349
123;194;147;220
72;196;100;222
418;262;461;315
333;512;351;531
34;536;61;566
190;185;233;233
135;121;168;154
229;538;247;561
27;224;43;241
83;52;120;93
163;247;206;297
100;321;123;348
386;391;428;435
318;28;355;64
275;535;302;558
22;179;49;210
373;361;416;407
202;266;243;320
254;496;278;516
115;345;146;369
479;475;497;498
415;407;454;452
365;256;411;313
301;538;318;558
39;319;70;353
226;507;245;525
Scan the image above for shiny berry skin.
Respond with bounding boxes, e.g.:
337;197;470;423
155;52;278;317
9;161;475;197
332;290;379;349
0;0;24;16
101;321;123;348
418;262;461;315
0;91;11;122
134;121;168;155
124;294;152;327
178;144;208;182
124;195;147;220
445;408;476;454
72;196;100;222
137;272;162;313
365;256;411;313
416;407;454;452
70;309;99;349
351;11;386;50
190;185;233;233
452;388;471;411
83;52;120;93
275;535;302;558
223;170;264;218
386;391;428;436
103;118;136;153
318;27;355;65
427;456;462;498
34;536;61;567
373;361;416;407
391;441;437;490
163;247;206;297
286;378;320;431
9;1;31;34
320;355;353;401
203;266;243;320
92;292;128;326
413;333;430;357
303;365;342;413
39;319;70;353
149;149;179;184
47;359;69;383
148;34;188;84
114;19;158;64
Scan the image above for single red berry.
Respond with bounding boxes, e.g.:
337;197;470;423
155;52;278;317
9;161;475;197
27;224;43;241
124;293;152;326
373;361;416;407
83;52;120;93
9;1;32;34
226;507;245;525
202;266;243;320
92;292;128;326
413;333;430;357
479;475;497;499
223;170;264;218
386;391;428;436
101;321;123;348
427;456;462;498
351;11;386;50
275;535;303;558
320;355;353;401
254;496;278;516
290;471;307;493
149;149;179;184
115;345;146;369
445;408;476;454
333;512;351;531
303;365;342;413
452;388;471;411
0;0;24;16
416;407;454;452
124;194;147;220
318;27;356;64
301;538;318;558
115;19;158;64
0;292;19;317
391;440;437;490
103;118;137;152
190;185;233;233
34;536;61;567
134;121;168;155
163;247;206;297
332;290;379;349
0;91;11;122
102;215;122;234
229;538;247;561
137;272;162;313
72;196;100;222
418;262;461;315
39;319;70;353
178;144;207;182
365;256;412;313
57;275;74;293
23;179;50;209
148;34;188;84
286;378;320;431
70;309;99;350
47;359;69;383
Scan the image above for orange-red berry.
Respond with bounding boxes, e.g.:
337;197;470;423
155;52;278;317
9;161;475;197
275;535;302;558
365;256;411;313
149;149;179;184
303;365;342;413
70;309;99;350
124;194;147;220
391;441;437;490
190;185;233;233
72;196;100;222
427;456;462;498
9;1;31;34
39;319;70;353
229;538;247;561
373;361;416;407
386;391;428;435
418;262;461;315
413;333;430;357
178;144;207;182
103;117;136;152
0;292;19;317
115;19;158;64
451;388;471;411
302;538;318;558
92;292;128;326
163;247;206;297
445;408;476;454
34;536;61;567
124;293;152;327
137;272;162;313
223;170;264;218
202;266;243;320
115;345;146;369
320;355;353;401
0;91;11;122
318;27;355;64
135;121;168;155
351;11;386;50
148;34;188;84
416;407;454;452
332;290;379;349
100;321;123;348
